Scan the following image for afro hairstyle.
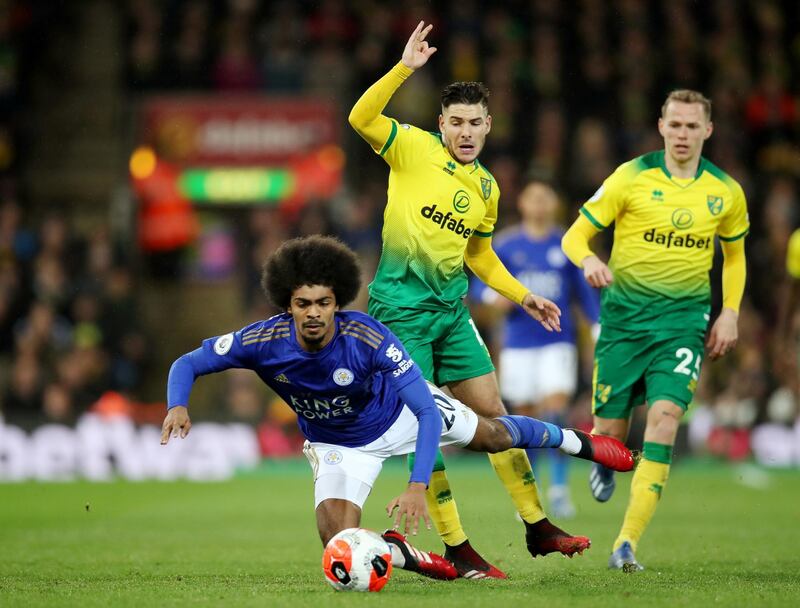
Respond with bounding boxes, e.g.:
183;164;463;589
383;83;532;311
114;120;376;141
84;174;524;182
261;235;362;309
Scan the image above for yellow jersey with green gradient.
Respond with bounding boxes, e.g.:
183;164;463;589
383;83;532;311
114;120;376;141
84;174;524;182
581;150;749;331
367;121;499;311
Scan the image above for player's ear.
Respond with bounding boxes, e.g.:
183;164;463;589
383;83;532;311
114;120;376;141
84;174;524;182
438;113;445;134
485;114;492;134
657;117;665;137
704;121;714;140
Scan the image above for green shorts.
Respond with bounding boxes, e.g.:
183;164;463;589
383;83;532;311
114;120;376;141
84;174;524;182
368;298;494;385
592;325;706;419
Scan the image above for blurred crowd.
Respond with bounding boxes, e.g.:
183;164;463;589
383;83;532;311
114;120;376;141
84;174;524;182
0;200;150;428
2;1;799;461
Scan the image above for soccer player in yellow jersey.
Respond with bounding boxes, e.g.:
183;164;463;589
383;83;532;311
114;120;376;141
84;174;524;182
349;22;591;578
778;228;800;376
561;90;749;571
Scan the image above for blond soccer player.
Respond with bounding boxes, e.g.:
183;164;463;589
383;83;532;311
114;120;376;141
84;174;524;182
562;90;749;570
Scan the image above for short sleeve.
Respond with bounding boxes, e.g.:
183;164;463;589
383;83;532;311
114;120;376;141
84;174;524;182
580;163;634;229
373;328;423;392
474;182;500;236
379;121;437;171
718;181;750;243
787;229;800;279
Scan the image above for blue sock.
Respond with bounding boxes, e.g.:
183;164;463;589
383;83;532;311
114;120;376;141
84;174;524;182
549;448;568;486
497;415;563;449
544;413;569;487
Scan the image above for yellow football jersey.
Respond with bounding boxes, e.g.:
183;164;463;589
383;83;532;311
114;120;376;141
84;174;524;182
581;150;749;330
368;120;499;310
788;228;800;279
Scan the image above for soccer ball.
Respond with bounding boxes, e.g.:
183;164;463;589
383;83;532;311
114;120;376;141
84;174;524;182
322;528;393;592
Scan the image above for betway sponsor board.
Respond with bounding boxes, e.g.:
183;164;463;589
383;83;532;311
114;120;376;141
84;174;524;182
140;97;338;165
0;415;260;481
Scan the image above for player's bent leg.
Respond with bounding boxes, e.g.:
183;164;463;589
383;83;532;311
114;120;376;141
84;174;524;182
443;320;588;560
305;438;456;580
611;400;681;570
432;388;593;560
468;417;616;559
474;414;639;558
304;440;380;546
590;415;632;502
450;374;576;558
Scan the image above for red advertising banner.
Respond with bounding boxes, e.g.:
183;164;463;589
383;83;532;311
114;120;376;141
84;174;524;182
140;96;339;165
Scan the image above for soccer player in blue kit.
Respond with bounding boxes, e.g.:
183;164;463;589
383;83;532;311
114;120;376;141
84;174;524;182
161;236;633;580
472;181;600;518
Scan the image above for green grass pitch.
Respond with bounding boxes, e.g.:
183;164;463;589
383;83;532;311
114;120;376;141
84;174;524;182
1;458;798;607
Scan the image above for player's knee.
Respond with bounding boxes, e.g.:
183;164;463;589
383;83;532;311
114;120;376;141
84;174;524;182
486;420;513;454
647;405;683;442
470;418;512;452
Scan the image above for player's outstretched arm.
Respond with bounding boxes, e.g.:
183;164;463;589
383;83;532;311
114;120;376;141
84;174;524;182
161;352;200;444
562;214;613;287
348;21;436;149
465;236;561;331
161;342;244;444
385;376;441;535
707;238;746;360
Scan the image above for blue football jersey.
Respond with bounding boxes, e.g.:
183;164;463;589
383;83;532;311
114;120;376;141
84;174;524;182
471;227;600;348
187;311;422;446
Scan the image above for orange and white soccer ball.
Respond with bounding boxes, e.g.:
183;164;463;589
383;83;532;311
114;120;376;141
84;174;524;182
322;528;393;592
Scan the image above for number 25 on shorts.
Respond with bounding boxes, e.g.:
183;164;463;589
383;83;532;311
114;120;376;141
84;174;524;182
673;347;702;392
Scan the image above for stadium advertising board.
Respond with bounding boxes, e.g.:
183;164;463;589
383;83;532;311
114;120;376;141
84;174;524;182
0;415;260;481
141;97;338;164
133;97;343;205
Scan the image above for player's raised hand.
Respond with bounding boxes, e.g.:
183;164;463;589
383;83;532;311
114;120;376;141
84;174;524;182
386;483;430;536
522;293;562;332
401;21;437;70
582;255;613;288
160;406;192;444
706;307;739;360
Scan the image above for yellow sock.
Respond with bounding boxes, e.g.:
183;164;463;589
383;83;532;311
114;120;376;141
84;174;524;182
488;449;546;524
614;457;670;552
425;470;468;546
